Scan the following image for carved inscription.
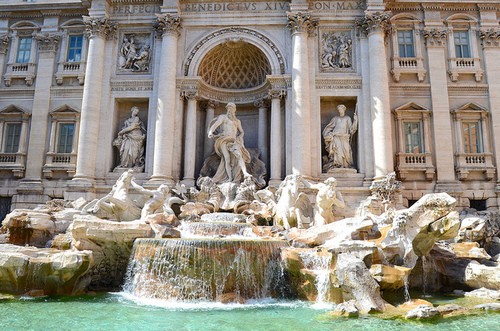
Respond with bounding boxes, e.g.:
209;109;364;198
182;2;289;12
112;4;161;15
310;1;366;11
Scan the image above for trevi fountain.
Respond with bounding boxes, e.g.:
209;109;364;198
1;104;499;330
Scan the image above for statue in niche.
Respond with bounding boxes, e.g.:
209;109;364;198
207;102;252;184
119;34;151;72
321;32;352;70
91;169;142;222
322;104;358;171
113;106;146;171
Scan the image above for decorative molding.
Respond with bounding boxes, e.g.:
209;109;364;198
50;87;84;98
83;16;116;40
480;28;500;48
355;11;392;36
286;11;318;36
184;27;286;75
154;14;182;38
423;28;448;47
315;78;362;90
34;32;62;52
182;90;199;100
0;35;9;55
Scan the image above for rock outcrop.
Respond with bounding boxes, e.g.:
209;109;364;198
0;244;93;295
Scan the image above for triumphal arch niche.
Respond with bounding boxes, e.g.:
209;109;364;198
179;27;288;187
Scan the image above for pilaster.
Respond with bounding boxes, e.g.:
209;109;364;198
423;27;456;183
204;100;218;159
182;90;198;186
269;89;286;186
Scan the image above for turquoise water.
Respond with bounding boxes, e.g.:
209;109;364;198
0;293;499;331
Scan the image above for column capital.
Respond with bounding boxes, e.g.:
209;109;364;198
286;11;318;36
355;11;392;36
83;16;116;40
0;34;9;55
423;28;448;47
206;99;219;109
268;89;286;99
34;32;62;53
254;99;269;109
155;14;182;38
182;90;199;100
479;28;500;48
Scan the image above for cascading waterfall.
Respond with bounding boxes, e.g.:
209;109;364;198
179;221;254;237
403;275;411;302
298;250;332;304
123;238;288;302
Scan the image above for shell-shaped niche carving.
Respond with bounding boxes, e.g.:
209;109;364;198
198;40;271;89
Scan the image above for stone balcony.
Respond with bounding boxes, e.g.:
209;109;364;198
396;152;435;181
42;152;76;178
0;152;25;177
55;61;86;85
455;152;495;181
448;57;483;82
4;62;36;86
391;57;426;82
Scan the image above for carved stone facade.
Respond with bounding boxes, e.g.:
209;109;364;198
0;0;498;216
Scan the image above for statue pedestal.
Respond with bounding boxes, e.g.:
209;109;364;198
320;168;364;187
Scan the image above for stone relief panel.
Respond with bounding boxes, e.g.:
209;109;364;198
118;32;152;73
319;29;354;72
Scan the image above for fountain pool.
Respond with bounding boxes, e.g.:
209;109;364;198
1;293;499;331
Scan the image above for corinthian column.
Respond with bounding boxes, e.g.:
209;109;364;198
151;14;181;184
73;16;115;182
203;100;218;159
182;90;198;186
287;12;317;176
255;99;269;165
356;12;393;178
269;89;285;185
480;28;500;193
423;28;455;183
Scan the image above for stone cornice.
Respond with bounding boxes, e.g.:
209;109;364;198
315;78;362;90
154;14;182;38
83;16;116;40
479;28;500;48
355;11;392;36
286;11;318;36
0;34;9;55
423;28;448;47
34;32;62;52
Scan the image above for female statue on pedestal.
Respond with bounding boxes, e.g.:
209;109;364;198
113;106;146;171
322;104;358;171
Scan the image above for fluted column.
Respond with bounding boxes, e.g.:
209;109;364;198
203;100;217;159
255;99;269;165
480;28;500;192
74;16;115;182
19;33;60;182
151;14;181;183
182;90;198;186
287;12;317;176
269;89;285;185
357;12;393;178
423;28;455;183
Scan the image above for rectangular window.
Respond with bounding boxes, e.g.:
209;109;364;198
404;121;422;153
3;123;21;153
67;35;83;62
463;122;482;153
16;37;32;63
397;30;415;58
454;31;471;58
57;123;75;153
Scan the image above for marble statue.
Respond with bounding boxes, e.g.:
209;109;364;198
91;169;141;222
132;45;151;71
132;183;184;222
113;106;146;171
119;35;151;72
274;174;313;229
120;36;137;69
180;177;222;218
303;177;346;226
323;104;358;171
207;102;252;184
